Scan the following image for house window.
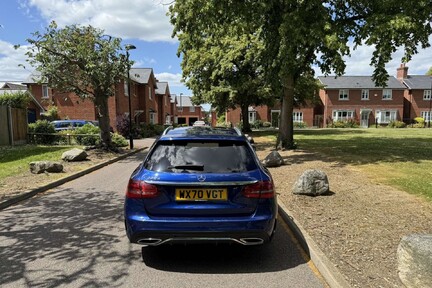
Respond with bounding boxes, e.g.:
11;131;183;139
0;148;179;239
382;89;392;100
42;85;49;99
249;111;256;123
424;90;432;100
333;110;354;121
339;89;349;100
165;115;171;124
293;112;303;122
361;89;369;100
189;106;195;112
148;86;152;100
124;81;129;96
421;111;431;123
165;95;167;106
149;112;157;124
376;110;397;123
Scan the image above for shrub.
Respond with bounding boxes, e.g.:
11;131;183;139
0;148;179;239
28;120;58;144
263;121;272;128
111;132;128;147
328;119;359;128
75;124;100;146
252;120;263;129
413;117;425;128
294;121;308;128
43;106;59;121
388;120;407;128
0;91;31;108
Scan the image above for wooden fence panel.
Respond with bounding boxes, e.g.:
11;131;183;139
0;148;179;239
0;105;28;145
0;106;9;145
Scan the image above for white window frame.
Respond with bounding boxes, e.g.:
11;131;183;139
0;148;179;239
293;111;303;123
248;111;256;123
361;89;369;100
423;90;432;100
189;106;195;112
339;89;349;100
124;81;129;96
178;106;183;112
149;112;157;124
333;110;354;121
148;86;152;100
382;89;392;100
376;110;397;124
421;111;431;123
165;115;171;124
42;85;49;99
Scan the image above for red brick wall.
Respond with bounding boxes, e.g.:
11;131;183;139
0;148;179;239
321;89;405;125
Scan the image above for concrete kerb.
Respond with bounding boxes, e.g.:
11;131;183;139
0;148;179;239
0;147;147;211
0;145;350;288
278;201;352;288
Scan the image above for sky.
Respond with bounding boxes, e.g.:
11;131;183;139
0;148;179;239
1;0;431;99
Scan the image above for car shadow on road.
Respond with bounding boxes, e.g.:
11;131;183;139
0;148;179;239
141;221;307;274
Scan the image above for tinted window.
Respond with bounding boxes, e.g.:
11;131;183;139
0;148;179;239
145;140;257;173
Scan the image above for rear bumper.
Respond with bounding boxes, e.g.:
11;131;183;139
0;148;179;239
125;216;277;246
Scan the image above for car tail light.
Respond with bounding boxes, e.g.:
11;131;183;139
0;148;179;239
242;181;275;199
126;180;159;199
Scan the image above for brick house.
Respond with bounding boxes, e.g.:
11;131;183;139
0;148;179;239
23;68;176;130
396;64;432;124
155;81;172;125
225;100;319;128
176;95;205;125
318;76;406;127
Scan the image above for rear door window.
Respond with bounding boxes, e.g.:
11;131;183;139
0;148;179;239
145;140;257;173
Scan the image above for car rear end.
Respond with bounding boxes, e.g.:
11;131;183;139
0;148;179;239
124;127;277;246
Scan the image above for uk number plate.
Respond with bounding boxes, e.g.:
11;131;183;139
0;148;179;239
175;188;228;201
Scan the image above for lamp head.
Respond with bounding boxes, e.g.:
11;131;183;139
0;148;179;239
125;44;136;51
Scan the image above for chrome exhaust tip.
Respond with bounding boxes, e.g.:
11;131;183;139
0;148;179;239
239;238;264;245
137;238;163;246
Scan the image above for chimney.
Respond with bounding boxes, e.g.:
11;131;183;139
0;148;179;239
397;63;408;81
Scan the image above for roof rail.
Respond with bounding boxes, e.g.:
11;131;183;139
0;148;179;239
162;126;174;135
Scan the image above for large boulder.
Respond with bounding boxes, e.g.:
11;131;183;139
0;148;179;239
397;234;432;288
292;169;329;196
262;151;284;167
29;161;64;174
62;148;88;162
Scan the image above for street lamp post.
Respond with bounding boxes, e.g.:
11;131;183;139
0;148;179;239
429;76;432;128
125;44;136;149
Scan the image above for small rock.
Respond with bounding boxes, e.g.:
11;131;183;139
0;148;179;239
262;151;284;167
62;148;88;162
292;169;329;196
29;161;63;174
398;234;432;288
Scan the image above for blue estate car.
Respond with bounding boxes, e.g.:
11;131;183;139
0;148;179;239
124;126;277;246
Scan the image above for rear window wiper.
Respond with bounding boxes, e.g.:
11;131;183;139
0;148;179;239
168;164;204;171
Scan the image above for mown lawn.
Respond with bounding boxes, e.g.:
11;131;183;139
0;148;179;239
0;145;76;180
251;128;432;201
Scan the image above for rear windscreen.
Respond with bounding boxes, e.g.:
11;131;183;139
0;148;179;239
144;140;257;173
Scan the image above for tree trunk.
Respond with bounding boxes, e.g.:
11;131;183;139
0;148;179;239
241;103;251;132
94;94;112;149
276;75;295;150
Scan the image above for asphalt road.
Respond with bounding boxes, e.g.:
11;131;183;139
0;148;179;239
0;150;327;288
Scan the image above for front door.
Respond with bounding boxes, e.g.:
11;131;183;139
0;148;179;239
361;111;370;128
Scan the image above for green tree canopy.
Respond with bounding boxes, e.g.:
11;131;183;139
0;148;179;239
170;0;432;149
21;21;130;149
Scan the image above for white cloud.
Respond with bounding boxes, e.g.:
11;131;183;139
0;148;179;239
0;41;31;81
155;72;183;87
25;0;176;42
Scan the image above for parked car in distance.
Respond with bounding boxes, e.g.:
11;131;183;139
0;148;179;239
51;120;96;131
124;126;278;247
192;120;207;126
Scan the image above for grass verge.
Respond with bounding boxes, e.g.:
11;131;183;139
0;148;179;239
0;145;76;180
251;128;432;201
